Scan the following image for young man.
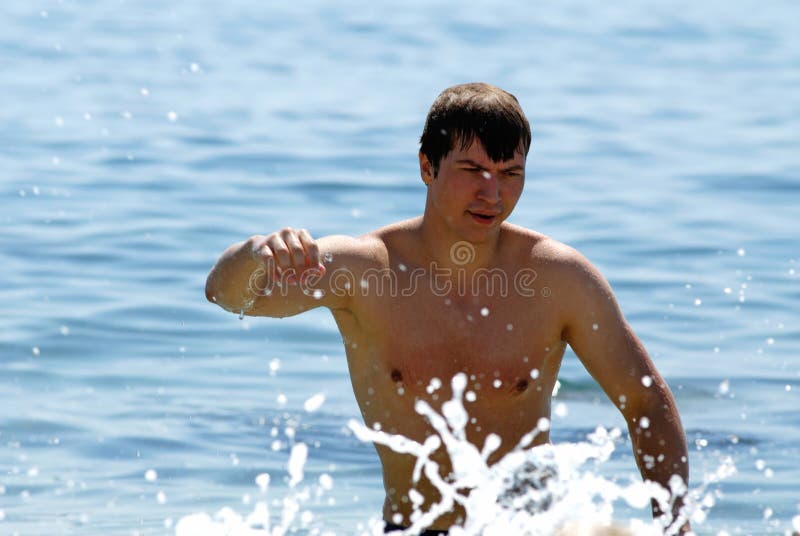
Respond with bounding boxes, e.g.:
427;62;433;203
205;83;690;533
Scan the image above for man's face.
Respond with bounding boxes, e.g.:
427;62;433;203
420;139;526;243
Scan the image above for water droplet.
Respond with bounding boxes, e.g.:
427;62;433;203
287;443;308;487
189;62;200;73
693;298;702;306
303;393;325;413
156;491;167;504
32;346;40;356
140;87;150;96
426;378;442;394
551;380;561;396
506;323;513;331
255;473;270;492
530;369;539;379
641;375;653;387
591;323;599;331
492;379;502;388
318;473;333;490
639;417;650;429
166;111;178;122
465;390;476;402
276;394;287;406
737;248;746;256
718;380;730;395
480;307;489;317
59;326;70;336
536;417;550;431
554;402;568;417
144;469;157;481
269;359;280;375
723;287;732;294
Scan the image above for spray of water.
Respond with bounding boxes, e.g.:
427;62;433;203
175;373;734;535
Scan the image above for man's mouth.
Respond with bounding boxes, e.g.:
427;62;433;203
468;211;499;224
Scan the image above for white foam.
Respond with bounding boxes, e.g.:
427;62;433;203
175;373;733;535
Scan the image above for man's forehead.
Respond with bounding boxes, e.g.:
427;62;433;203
451;138;526;165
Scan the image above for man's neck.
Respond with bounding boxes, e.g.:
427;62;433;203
417;211;503;274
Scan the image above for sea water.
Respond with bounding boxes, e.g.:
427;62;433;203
171;374;737;535
1;0;799;534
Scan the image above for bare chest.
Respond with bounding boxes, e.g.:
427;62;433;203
342;286;565;392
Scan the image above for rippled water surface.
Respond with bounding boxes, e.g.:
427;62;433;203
1;1;798;534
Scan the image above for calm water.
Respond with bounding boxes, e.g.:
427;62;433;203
1;0;799;534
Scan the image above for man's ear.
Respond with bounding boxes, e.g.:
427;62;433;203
419;152;434;185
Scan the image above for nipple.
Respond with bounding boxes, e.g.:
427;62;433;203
515;379;529;393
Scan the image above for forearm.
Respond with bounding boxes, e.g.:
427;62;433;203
205;239;262;313
628;402;690;528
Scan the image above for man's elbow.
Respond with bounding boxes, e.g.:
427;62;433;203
205;271;223;306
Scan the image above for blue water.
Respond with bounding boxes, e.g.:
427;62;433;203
1;0;798;533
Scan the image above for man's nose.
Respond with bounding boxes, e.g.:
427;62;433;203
476;172;501;202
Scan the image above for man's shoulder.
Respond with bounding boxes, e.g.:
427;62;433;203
502;224;585;266
503;225;604;287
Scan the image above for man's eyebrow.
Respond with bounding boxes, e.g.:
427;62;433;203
502;164;525;172
455;159;525;172
455;159;484;167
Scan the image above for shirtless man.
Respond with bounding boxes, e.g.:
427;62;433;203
205;83;690;533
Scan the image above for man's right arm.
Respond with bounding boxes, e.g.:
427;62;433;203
205;228;361;318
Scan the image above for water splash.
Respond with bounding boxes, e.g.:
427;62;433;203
175;373;734;535
348;373;730;536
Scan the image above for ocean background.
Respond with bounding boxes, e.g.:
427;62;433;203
1;0;798;534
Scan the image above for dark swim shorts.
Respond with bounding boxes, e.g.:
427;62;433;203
383;522;449;535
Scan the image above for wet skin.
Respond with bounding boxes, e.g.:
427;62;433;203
206;141;690;530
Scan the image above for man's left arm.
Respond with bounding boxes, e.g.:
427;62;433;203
557;250;689;527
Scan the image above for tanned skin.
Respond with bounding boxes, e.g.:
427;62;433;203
206;139;690;532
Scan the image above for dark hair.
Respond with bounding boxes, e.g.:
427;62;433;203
419;83;531;176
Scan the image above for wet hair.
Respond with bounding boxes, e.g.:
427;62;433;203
419;82;531;176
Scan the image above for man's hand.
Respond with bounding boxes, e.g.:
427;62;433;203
207;230;365;318
248;228;326;287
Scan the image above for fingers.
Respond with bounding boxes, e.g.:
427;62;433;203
297;229;324;273
250;228;323;285
280;228;307;269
